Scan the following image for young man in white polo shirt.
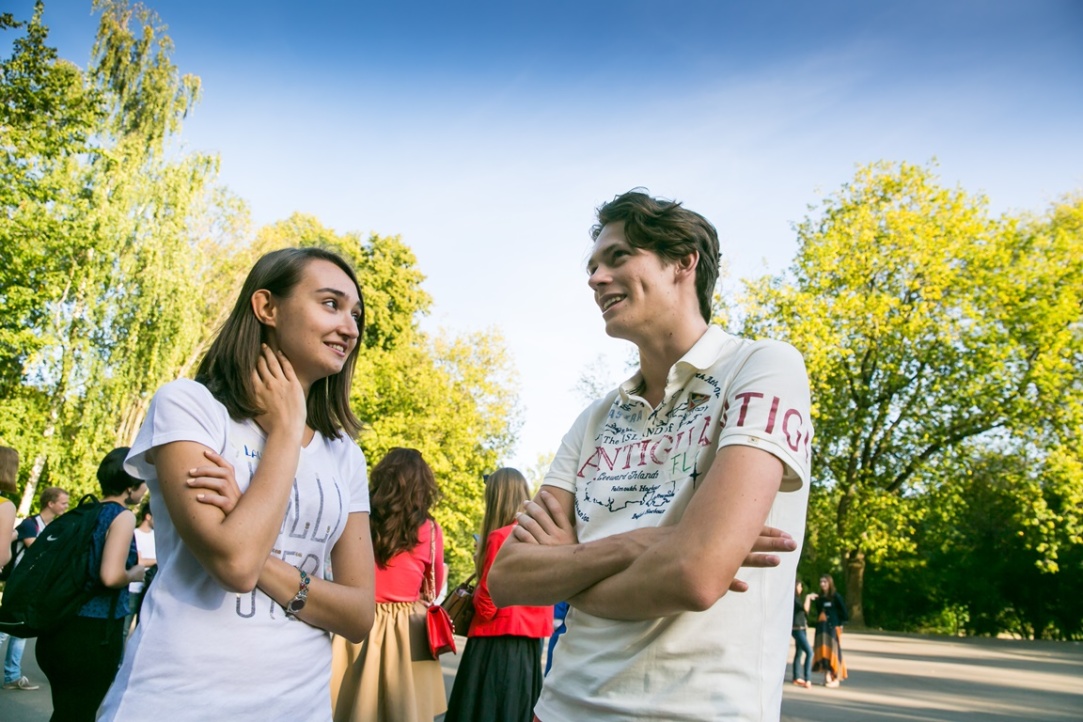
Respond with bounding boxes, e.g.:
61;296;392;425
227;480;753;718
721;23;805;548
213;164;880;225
489;190;813;721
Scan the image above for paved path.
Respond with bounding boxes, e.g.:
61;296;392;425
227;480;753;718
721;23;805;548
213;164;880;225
779;631;1083;721
5;631;1082;720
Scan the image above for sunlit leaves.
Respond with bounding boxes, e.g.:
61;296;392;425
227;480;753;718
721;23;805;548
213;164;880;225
742;162;1083;630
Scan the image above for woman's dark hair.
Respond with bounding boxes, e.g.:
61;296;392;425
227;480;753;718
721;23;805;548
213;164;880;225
591;189;721;322
137;498;153;525
98;447;140;496
474;468;529;578
368;448;441;567
196;247;365;439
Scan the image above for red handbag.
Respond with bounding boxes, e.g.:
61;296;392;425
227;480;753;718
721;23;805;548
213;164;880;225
425;604;456;657
416;520;456;658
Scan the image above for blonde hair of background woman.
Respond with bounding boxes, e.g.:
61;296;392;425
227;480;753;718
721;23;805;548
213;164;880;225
474;468;529;578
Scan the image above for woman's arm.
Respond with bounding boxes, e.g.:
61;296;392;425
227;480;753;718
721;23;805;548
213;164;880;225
257;512;375;642
835;593;849;626
472;528;508;623
433;522;446;595
152;347;307;593
0;500;15;567
99;510;144;589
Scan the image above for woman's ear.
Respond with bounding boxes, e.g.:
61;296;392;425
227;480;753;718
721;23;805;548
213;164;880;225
251;289;277;326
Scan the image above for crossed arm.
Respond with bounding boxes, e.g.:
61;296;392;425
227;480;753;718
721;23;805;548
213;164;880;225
488;444;795;620
151;347;374;642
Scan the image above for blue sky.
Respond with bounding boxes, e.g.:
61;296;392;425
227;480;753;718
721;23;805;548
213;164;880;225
11;0;1083;470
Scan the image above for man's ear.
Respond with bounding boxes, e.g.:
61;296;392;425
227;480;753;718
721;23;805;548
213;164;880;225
675;250;699;279
251;289;277;326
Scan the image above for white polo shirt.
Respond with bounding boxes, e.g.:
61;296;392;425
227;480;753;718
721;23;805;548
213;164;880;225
537;326;813;722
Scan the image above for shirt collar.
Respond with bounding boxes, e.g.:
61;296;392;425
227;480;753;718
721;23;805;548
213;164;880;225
617;326;730;401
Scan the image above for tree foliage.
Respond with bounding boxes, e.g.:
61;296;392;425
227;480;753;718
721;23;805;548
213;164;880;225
742;162;1083;629
0;3;520;585
0;0;247;511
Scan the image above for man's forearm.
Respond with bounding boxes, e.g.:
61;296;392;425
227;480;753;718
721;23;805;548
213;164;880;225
488;533;640;607
569;544;721;620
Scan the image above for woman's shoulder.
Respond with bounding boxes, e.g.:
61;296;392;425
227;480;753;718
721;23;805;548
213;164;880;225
100;500;133;521
149;378;226;419
158;377;213;401
315;430;367;466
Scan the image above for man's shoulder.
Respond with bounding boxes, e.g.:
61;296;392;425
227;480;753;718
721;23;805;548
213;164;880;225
704;331;803;367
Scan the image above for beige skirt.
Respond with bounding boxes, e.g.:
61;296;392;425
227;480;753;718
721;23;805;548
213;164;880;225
331;601;447;722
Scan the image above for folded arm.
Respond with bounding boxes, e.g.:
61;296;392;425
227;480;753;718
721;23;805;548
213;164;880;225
258;512;375;642
491;444;793;619
152;346;307;593
188;450;376;641
487;487;658;607
570;445;785;619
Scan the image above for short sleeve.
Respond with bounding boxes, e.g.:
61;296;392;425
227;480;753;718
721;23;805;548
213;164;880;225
15;517;37;542
125;379;228;480
344;442;369;514
717;340;813;491
542;392;617;495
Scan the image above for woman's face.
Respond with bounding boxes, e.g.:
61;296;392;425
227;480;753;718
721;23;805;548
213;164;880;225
820;577;830;592
795;581;803;594
260;260;362;391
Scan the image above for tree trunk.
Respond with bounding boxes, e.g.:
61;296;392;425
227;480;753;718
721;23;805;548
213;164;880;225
845;548;866;628
18;450;47;517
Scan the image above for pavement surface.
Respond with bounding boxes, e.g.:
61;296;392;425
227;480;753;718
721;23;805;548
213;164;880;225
4;631;1081;720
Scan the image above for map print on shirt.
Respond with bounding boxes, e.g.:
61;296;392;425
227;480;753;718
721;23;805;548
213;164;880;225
576;370;811;524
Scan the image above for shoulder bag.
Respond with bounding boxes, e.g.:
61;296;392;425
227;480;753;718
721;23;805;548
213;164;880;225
409;520;456;660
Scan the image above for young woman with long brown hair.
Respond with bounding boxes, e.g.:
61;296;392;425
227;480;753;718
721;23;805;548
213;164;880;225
331;447;446;722
99;247;375;720
444;468;553;722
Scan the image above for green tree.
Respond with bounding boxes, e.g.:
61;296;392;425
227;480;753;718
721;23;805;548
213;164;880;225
0;0;247;507
742;162;1083;625
897;442;1083;639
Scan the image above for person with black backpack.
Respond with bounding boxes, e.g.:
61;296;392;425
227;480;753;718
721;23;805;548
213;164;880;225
0;449;49;693
35;447;147;721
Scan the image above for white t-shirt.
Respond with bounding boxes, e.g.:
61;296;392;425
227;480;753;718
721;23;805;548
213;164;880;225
98;379;369;722
536;326;812;722
128;527;156;594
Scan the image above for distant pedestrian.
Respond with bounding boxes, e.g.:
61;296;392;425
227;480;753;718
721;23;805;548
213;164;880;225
445;468;552;722
791;580;813;688
35;448;147;720
124;502;156;635
1;484;67;693
811;573;848;687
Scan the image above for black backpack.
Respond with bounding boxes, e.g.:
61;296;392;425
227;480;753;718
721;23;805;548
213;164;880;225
0;495;109;638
